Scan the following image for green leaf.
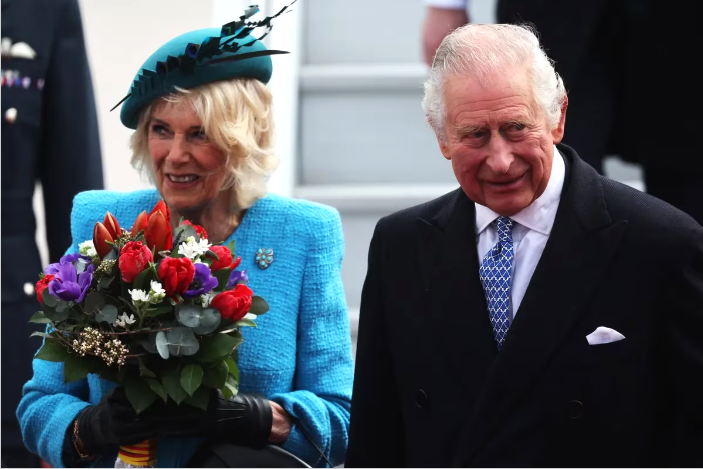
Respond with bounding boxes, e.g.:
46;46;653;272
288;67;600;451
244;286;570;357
176;305;221;334
202;361;228;389
138;358;157;378
104;249;118;261
124;377;157;414
223;374;239;400
29;331;54;340
133;266;154;291
155;331;170;359
35;341;71;362
206;249;220;261
213;269;231;292
180;365;204;396
84;292;105;313
249;296;269;316
196;333;241;363
225;240;236;257
29;311;51;324
98;275;115;291
95;304;118;323
42;290;67;322
144;303;172;318
55;301;73;314
192;308;221;335
146;378;168;403
184;386;210;411
161;368;188;404
234;318;257;328
42;290;58;307
63;355;90;383
225;357;239;383
176;304;203;328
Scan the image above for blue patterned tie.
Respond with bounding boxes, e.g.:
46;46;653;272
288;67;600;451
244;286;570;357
479;216;515;350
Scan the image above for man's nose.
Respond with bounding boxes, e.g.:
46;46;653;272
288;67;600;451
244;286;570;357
484;135;514;174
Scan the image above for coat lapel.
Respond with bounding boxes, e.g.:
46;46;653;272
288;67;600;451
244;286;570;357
455;147;629;465
416;189;498;392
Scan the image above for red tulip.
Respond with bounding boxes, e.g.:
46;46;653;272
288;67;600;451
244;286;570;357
207;245;233;272
157;257;195;298
182;220;208;240
145;210;173;253
119;241;153;283
35;274;54;304
149;200;171;224
103;212;121;240
230;256;242;270
93;222;114;259
131;211;148;238
210;284;253;321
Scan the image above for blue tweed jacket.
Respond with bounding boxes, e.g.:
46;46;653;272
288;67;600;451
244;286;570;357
17;189;354;468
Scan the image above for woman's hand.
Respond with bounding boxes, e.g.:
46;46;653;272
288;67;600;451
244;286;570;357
269;401;292;443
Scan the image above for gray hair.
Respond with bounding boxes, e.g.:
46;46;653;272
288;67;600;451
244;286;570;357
422;23;566;140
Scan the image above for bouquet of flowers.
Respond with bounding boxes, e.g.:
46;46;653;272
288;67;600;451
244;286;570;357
29;200;268;467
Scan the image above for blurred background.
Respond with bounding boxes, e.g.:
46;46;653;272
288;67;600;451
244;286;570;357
28;0;645;354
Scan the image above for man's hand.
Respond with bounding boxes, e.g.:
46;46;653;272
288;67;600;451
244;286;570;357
269;401;292;443
422;7;470;66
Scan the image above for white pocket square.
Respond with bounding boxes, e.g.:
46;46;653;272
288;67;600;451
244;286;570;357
586;327;625;345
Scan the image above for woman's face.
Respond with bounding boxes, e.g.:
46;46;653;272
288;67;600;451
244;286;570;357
147;101;227;213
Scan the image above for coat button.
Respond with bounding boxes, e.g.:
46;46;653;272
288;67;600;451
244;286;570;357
415;389;429;409
5;107;17;123
568;400;584;419
23;282;34;297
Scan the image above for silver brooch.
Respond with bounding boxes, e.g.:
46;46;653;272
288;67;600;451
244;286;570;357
255;248;274;269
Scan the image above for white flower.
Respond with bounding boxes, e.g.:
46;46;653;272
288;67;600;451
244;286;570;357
129;289;149;304
148;281;166;304
244;313;257;321
78;240;97;257
201;291;216;307
178;236;212;260
113;313;136;328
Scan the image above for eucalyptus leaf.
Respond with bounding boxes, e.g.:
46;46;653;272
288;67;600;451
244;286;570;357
192;308;221;335
42;291;67;322
28;311;51;324
141;334;158;354
95;304;118;323
180;365;204;396
84;292;105;313
184;386;209;411
161;368;188;404
55;301;73;314
42;290;58;307
98;275;115;291
146;378;168;403
166;327;199;357
176;304;203;328
155;331;170;359
249;296;269;316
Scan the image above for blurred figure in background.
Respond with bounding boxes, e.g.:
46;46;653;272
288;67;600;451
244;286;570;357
422;0;703;223
1;0;103;465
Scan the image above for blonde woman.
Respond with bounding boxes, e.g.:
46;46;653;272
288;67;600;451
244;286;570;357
17;7;353;468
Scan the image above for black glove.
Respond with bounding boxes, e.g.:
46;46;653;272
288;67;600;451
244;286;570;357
143;391;273;448
71;387;155;457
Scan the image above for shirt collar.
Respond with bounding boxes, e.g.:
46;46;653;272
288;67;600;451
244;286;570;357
475;145;565;236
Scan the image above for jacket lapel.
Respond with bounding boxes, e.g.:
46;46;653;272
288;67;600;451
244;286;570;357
455;147;629;465
416;189;498;392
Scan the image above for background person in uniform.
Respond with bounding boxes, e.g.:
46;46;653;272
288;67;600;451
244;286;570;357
347;23;703;467
1;0;103;466
421;0;703;224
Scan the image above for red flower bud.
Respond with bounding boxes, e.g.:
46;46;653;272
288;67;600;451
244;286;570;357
103;212;121;240
145;210;173;253
208;245;233;272
182;220;208;240
157;257;195;298
149;200;171;224
35;274;55;304
93;222;114;259
131;211;148;238
118;241;153;283
210;284;253;321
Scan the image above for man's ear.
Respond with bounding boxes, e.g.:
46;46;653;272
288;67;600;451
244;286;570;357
437;134;452;160
551;95;568;144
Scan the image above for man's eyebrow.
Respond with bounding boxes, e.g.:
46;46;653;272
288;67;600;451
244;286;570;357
454;124;485;135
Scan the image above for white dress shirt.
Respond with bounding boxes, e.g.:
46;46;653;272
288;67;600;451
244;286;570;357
425;0;468;9
475;146;565;319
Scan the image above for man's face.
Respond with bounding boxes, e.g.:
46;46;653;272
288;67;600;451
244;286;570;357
438;68;566;216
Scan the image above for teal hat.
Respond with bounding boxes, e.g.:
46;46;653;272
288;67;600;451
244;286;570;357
114;4;293;129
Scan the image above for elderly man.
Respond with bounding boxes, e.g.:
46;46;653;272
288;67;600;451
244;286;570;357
346;24;703;467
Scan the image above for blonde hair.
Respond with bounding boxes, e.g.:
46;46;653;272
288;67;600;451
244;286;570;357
130;79;278;210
